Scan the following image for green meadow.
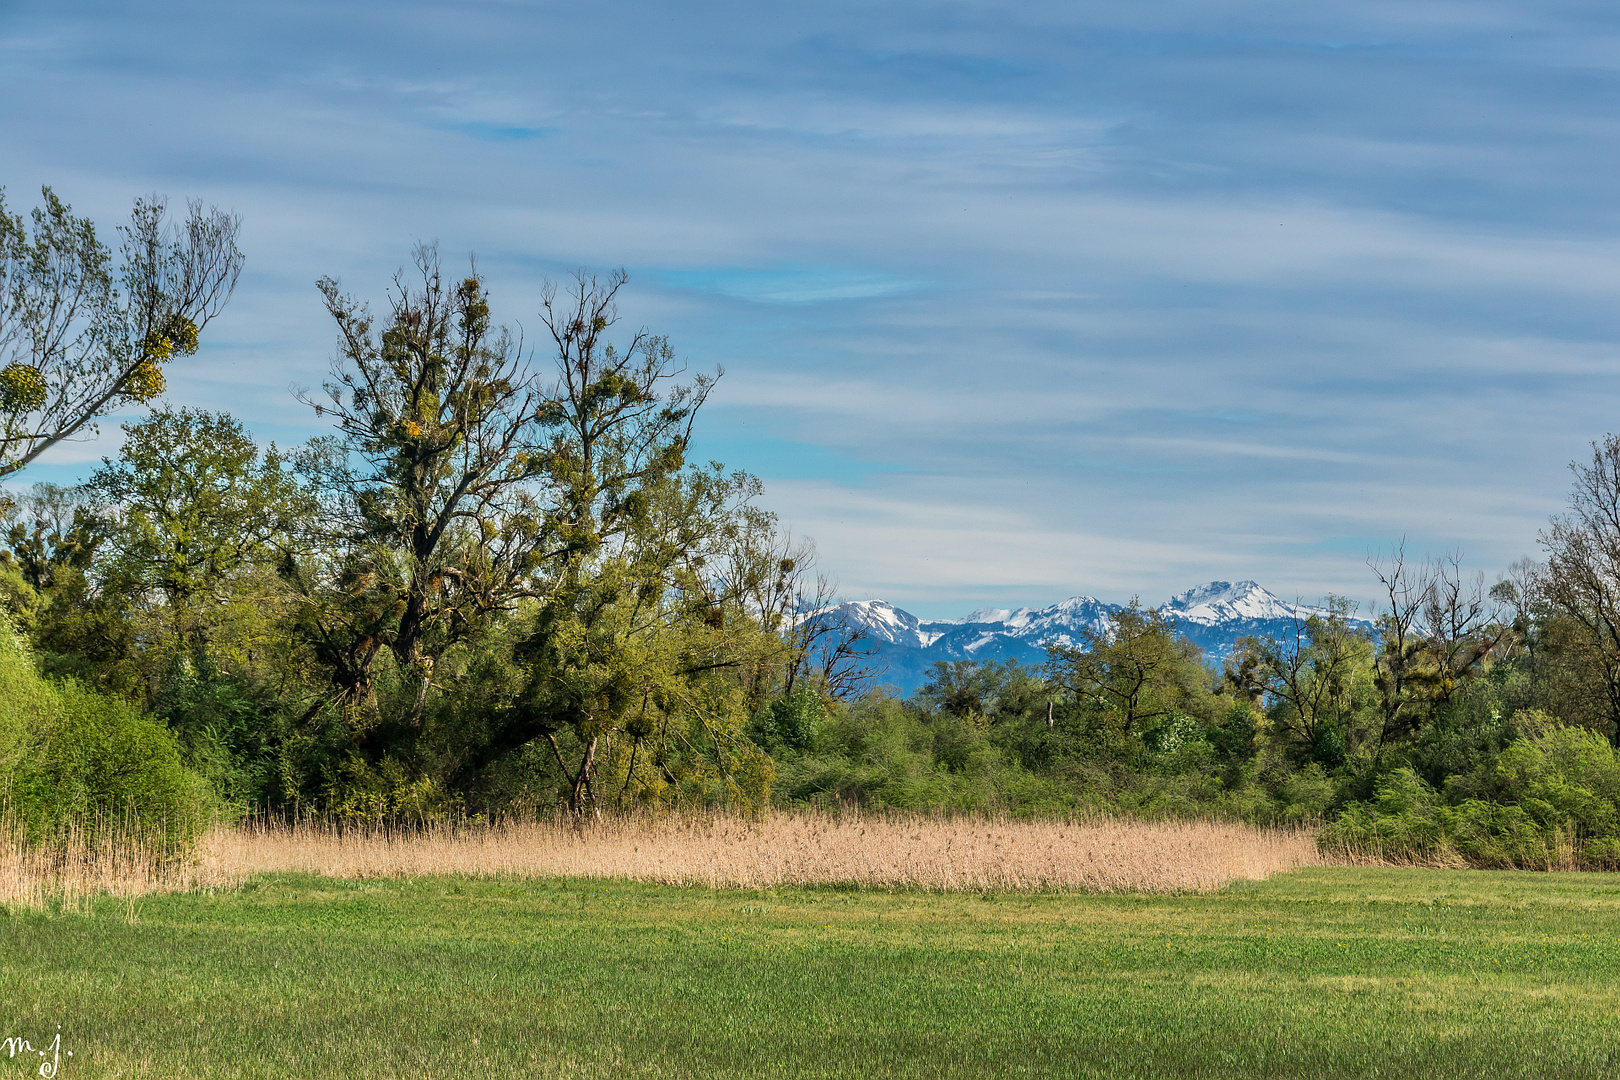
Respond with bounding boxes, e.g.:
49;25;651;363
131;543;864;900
5;868;1620;1078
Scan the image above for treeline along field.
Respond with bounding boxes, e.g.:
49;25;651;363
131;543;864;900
11;188;1620;871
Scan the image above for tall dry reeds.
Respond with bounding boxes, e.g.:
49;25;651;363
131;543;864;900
227;813;1320;892
0;813;223;913
3;812;1320;908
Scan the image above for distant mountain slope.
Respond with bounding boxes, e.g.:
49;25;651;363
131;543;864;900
829;581;1369;694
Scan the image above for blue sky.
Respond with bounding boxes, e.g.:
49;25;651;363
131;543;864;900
3;1;1618;619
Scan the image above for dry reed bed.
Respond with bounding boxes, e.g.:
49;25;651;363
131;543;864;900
2;814;1321;909
0;820;193;912
211;814;1317;893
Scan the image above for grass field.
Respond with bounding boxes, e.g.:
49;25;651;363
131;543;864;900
5;867;1620;1078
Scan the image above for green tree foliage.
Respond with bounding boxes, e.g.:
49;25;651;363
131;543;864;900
0;187;243;477
1046;601;1209;742
89;408;311;650
473;272;775;816
0;481;102;592
918;659;1011;724
1229;596;1369;763
0;609;208;845
0;483;141;696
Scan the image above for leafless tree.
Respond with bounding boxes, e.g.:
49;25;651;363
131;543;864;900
1367;542;1499;749
1489;557;1547;666
1420;549;1498;695
791;575;876;700
1367;542;1431;747
712;520;875;700
1540;434;1620;745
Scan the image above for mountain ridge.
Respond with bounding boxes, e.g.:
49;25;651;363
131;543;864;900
826;581;1369;693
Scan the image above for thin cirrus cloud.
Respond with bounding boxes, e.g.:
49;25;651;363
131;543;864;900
653;266;926;305
2;0;1618;619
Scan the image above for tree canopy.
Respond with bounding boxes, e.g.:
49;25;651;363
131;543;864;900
13;215;1620;870
0;187;243;478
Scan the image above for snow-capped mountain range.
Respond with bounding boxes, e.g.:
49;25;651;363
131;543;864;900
825;581;1368;693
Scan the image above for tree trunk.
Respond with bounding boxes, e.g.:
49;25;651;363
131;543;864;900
547;732;600;818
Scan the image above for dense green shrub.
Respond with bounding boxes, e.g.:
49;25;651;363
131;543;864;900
0;606;54;784
770;689;1282;820
0;610;209;846
750;685;823;752
150;652;292;816
770;695;1064;813
1321;727;1620;869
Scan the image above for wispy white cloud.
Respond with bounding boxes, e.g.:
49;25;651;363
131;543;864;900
653;266;926;304
1;0;1615;619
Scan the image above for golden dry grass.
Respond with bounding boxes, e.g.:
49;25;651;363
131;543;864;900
3;812;1320;908
0;818;201;913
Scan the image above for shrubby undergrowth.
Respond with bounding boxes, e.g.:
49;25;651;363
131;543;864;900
765;636;1620;872
0;610;208;847
1321;726;1620;868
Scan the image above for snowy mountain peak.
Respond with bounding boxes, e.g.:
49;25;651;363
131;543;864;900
1050;595;1108;615
1006;597;1110;633
1162;580;1302;626
828;599;940;648
1166;580;1252;607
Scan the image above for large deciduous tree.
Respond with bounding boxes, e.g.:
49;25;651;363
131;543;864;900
0;187;242;477
465;271;777;816
89;408;310;650
1046;601;1205;740
284;253;786;815
289;245;549;732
